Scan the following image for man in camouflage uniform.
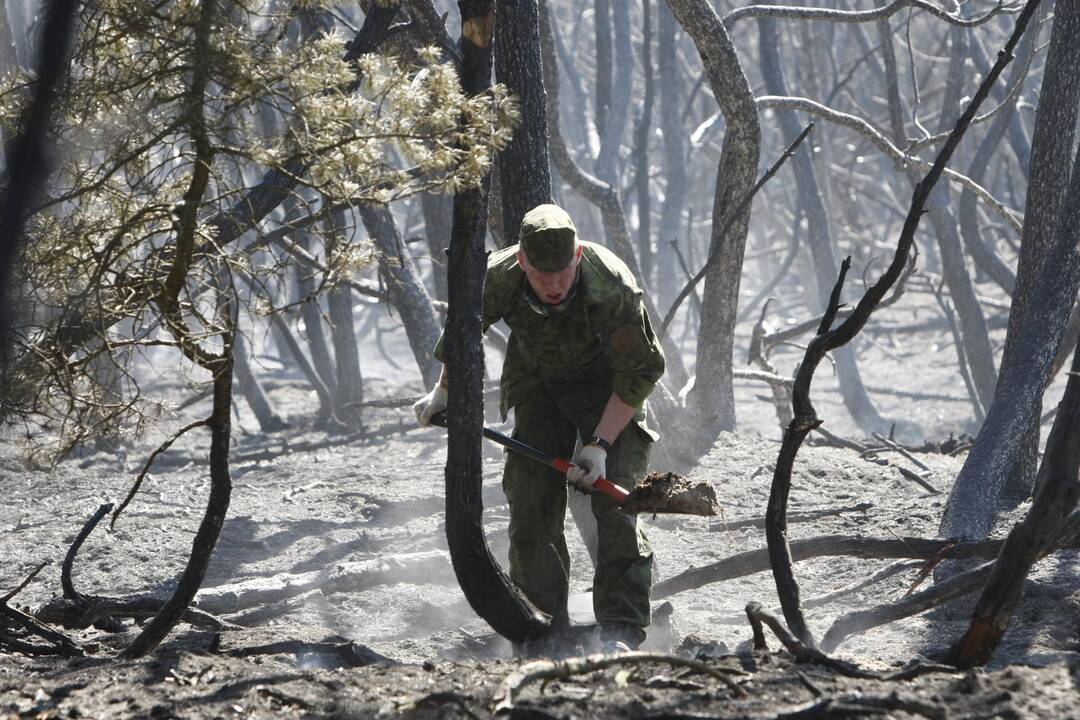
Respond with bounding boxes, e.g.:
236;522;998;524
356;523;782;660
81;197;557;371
414;204;665;651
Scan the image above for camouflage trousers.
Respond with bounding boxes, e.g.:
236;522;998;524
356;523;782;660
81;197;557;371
503;380;653;630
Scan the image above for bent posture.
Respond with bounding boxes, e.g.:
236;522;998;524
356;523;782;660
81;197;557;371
415;204;665;651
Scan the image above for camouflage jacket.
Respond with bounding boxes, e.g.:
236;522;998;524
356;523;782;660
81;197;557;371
437;241;665;421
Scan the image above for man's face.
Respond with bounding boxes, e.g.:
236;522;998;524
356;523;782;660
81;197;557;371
518;245;583;305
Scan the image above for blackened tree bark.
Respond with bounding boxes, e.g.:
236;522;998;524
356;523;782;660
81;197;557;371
656;4;686;306
940;2;1080;540
357;204;442;387
666;0;760;440
759;13;893;437
420;191;452;302
233;330;289;432
494;0;553;245
445;0;549;642
951;156;1080;666
633;0;656;288
326;212;365;427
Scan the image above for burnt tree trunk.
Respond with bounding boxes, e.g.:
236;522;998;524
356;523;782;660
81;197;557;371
357;204;442;387
445;0;550;642
952;170;1080;665
759;13;893;438
494;0;553;245
232;330;289;433
940;2;1080;540
666;0;760;440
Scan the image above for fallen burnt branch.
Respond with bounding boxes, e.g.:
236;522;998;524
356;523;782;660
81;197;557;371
493;651;747;713
821;506;1080;652
778;694;947;720
1;561;49;604
763;0;1040;649
0;603;82;657
653;533;1004;599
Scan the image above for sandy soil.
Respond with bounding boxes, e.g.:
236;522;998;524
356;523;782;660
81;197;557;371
2;298;1079;718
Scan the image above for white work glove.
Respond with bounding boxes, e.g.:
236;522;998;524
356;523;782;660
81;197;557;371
413;384;448;427
566;443;607;490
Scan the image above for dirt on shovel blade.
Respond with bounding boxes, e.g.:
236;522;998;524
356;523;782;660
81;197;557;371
622;471;720;516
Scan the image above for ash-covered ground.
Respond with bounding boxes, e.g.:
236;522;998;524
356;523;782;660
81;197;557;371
2;314;1080;718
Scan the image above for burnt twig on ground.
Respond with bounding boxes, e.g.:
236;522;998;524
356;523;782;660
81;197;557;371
710;502;873;533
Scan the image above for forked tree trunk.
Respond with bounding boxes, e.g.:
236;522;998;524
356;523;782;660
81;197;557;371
594;0;632;186
494;0;553;244
665;0;760;441
940;3;1080;540
445;0;550;643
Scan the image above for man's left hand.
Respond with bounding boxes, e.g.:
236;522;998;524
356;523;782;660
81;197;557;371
567;444;607;489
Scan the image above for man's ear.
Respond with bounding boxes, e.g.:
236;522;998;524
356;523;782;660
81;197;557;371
517;249;528;269
575;244;583;260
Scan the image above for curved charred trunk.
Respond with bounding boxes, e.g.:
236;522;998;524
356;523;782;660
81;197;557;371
494;0;553;245
445;0;550;643
123;354;233;657
358;204;442;387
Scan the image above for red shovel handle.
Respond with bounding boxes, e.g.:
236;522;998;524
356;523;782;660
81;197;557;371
550;457;629;503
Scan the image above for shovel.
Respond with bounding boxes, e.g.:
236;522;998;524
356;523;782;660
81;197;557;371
428;412;719;516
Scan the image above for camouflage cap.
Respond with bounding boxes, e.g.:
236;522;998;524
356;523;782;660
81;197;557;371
519;204;577;272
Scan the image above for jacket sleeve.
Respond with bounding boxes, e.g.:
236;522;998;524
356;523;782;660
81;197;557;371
607;292;665;408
